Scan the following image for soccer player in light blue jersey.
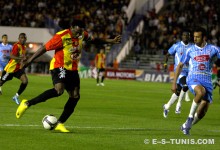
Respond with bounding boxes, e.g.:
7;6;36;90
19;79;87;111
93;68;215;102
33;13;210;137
0;34;12;76
0;34;12;94
163;29;193;118
172;27;220;135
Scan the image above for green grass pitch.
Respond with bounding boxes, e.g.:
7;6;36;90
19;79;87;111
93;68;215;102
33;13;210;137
0;75;219;150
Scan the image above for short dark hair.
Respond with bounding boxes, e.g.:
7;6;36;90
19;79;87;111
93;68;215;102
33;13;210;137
71;20;85;28
2;34;7;38
19;33;26;37
194;26;207;37
181;28;191;35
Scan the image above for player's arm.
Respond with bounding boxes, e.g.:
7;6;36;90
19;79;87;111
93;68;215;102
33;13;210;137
164;44;176;72
171;48;189;93
171;62;184;93
94;54;98;68
27;46;46;63
23;34;62;68
23;46;46;68
101;35;121;44
85;34;121;45
10;53;23;61
10;44;24;61
164;53;170;72
95;35;121;44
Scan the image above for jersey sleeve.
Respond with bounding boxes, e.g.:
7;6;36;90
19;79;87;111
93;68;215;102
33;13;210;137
45;34;63;51
180;48;190;64
215;46;220;59
83;31;93;42
168;44;177;55
11;44;19;56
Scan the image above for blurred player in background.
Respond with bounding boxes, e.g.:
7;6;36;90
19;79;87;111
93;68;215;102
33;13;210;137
163;29;193;118
0;34;12;77
16;20;121;132
172;27;220;135
0;33;28;105
95;47;106;86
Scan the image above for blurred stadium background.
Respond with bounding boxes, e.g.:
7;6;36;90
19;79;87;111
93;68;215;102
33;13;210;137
1;0;219;83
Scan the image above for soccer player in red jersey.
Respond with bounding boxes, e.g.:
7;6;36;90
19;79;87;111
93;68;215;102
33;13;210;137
0;33;28;105
95;47;106;86
16;20;121;132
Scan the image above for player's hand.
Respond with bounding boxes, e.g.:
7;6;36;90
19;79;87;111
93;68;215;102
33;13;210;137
22;56;28;62
71;52;81;61
112;35;121;44
21;59;31;69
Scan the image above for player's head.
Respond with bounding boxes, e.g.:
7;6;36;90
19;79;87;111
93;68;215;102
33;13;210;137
181;29;191;43
18;33;27;45
193;26;207;46
70;20;85;38
2;34;8;44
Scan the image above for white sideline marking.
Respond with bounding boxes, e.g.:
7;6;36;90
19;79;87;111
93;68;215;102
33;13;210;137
0;124;220;133
0;124;146;130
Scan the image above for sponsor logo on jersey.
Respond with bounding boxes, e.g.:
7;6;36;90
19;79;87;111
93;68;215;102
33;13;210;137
194;55;210;62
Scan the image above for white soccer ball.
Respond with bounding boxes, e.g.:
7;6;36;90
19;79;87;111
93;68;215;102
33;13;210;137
42;115;58;130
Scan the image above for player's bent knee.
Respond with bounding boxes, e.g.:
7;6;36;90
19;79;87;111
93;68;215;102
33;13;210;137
22;81;28;85
182;86;188;92
55;89;64;96
73;94;80;99
57;91;64;96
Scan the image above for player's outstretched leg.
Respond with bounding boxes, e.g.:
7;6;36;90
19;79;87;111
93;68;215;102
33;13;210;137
16;99;29;118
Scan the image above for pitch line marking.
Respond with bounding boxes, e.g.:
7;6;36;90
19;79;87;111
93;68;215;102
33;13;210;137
0;124;220;133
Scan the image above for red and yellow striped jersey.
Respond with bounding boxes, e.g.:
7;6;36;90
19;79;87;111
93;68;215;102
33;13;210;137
45;29;89;71
4;42;26;73
95;53;106;69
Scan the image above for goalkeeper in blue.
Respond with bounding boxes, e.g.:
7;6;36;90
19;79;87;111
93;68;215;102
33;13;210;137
171;26;220;135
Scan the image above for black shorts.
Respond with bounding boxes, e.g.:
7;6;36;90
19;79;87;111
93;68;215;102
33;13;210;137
97;68;105;73
1;69;25;82
179;76;187;86
51;67;80;91
217;70;220;79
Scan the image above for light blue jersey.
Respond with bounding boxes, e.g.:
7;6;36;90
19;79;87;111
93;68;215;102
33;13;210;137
0;43;12;71
168;41;193;84
181;43;220;102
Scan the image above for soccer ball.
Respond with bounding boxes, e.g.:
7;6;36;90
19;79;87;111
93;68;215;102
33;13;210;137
42;115;58;130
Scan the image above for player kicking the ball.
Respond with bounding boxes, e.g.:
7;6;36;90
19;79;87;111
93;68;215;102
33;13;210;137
16;20;121;132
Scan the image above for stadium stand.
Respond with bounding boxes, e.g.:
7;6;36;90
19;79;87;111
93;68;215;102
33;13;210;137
1;0;219;73
120;0;220;72
0;0;130;72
